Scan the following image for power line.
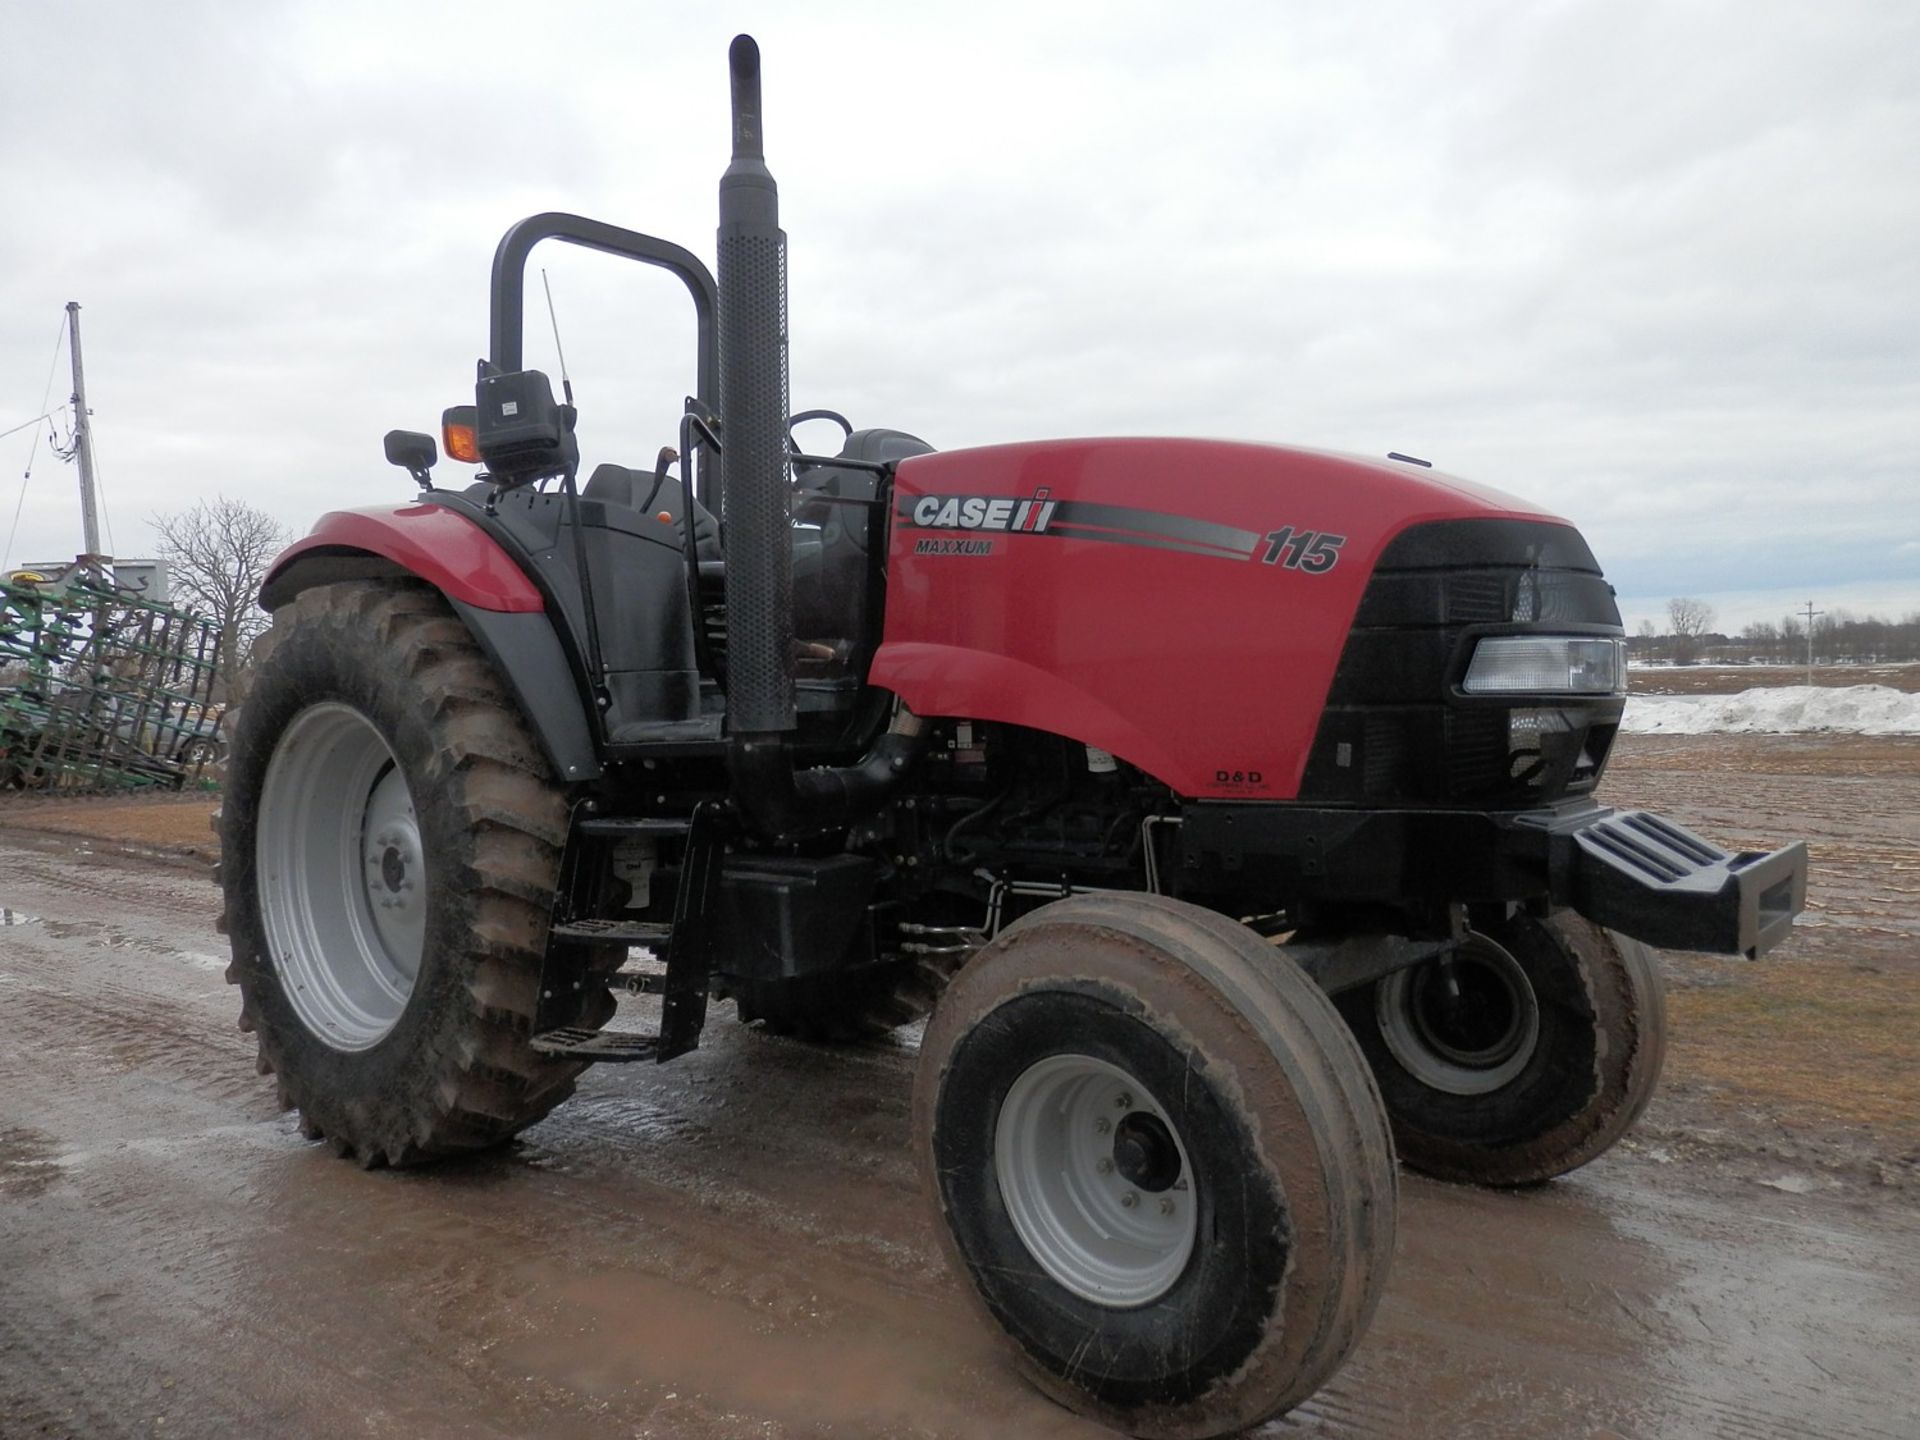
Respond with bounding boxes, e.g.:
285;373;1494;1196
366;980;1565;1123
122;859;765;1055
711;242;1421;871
0;411;55;443
0;465;30;573
38;315;66;415
2;319;67;571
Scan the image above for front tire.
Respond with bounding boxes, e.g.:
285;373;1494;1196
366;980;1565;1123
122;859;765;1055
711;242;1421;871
217;580;613;1167
1336;910;1666;1187
915;893;1396;1440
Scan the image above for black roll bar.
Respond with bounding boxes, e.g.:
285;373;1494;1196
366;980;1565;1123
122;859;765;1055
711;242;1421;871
487;213;721;503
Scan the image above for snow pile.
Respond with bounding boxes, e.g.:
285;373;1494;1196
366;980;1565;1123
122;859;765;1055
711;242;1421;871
1622;685;1920;736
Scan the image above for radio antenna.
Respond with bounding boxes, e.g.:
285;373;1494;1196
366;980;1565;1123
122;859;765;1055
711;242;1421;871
540;268;574;406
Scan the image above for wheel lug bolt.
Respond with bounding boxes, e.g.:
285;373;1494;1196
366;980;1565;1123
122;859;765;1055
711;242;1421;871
1159;1197;1175;1216
1120;1191;1138;1209
1094;1117;1111;1135
1096;1157;1113;1174
1114;1092;1133;1110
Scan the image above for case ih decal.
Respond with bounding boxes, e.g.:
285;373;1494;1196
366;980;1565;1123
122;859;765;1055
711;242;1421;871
901;488;1346;570
907;489;1060;534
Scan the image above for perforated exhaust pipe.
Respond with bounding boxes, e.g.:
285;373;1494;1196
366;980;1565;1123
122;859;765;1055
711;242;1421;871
717;33;795;738
718;35;923;836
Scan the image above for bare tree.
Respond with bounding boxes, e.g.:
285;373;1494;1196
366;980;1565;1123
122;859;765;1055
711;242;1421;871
1666;596;1716;665
151;496;290;698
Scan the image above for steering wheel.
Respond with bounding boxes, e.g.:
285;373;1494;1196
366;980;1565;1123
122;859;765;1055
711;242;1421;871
787;409;853;471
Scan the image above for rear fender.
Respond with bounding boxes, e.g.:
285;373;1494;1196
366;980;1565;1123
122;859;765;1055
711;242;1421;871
261;505;544;612
261;505;601;781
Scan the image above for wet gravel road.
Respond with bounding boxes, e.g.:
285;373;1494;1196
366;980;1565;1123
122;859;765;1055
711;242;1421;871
2;814;1917;1438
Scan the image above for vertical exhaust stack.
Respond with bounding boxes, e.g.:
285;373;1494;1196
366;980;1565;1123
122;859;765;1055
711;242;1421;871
720;35;925;837
717;33;796;739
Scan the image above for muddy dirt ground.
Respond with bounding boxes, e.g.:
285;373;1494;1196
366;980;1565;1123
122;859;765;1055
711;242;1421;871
2;733;1916;1440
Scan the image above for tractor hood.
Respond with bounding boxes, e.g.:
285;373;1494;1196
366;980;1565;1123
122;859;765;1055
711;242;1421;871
872;436;1599;801
890;437;1563;550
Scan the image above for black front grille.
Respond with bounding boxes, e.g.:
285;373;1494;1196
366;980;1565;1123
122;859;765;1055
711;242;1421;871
1300;518;1625;807
1445;572;1508;624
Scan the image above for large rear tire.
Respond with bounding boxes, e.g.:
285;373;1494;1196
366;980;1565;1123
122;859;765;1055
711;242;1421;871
217;580;613;1167
915;893;1396;1440
1335;909;1666;1187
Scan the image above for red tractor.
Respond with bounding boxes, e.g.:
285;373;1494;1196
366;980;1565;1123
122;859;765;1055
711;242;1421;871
217;36;1808;1438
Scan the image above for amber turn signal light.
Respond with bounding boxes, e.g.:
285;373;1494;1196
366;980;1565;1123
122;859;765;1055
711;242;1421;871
440;404;480;463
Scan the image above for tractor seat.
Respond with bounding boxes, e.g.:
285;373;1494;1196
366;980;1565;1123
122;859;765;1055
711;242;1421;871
583;462;721;562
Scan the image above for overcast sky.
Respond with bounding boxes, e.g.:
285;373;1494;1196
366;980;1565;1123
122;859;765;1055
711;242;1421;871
3;0;1914;634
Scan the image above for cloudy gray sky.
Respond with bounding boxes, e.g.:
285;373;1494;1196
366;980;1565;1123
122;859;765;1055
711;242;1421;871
3;0;1914;634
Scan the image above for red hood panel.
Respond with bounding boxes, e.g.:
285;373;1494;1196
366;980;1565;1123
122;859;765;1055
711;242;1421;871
870;438;1564;799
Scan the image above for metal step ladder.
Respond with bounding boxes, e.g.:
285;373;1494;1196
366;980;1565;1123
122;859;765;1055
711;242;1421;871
530;802;724;1063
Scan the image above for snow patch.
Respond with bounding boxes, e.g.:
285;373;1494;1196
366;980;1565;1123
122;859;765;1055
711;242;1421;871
1622;685;1920;736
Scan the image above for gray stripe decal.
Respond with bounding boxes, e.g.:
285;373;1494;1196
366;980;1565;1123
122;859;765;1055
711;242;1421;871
1046;501;1261;556
1045;523;1249;561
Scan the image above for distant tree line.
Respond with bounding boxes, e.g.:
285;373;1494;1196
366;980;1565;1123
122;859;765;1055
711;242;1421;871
1630;597;1920;666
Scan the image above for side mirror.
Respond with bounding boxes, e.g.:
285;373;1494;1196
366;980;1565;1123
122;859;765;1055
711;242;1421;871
383;430;438;487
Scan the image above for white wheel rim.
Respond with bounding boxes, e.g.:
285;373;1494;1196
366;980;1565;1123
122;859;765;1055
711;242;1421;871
256;702;424;1051
994;1053;1198;1308
1377;934;1540;1096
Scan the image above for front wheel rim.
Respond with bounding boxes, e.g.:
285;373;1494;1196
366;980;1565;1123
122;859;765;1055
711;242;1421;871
1377;934;1540;1096
256;702;425;1051
994;1053;1198;1308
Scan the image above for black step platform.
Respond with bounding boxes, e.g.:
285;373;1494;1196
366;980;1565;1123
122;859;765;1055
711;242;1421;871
548;918;674;945
575;815;692;839
529;1026;661;1061
605;715;726;747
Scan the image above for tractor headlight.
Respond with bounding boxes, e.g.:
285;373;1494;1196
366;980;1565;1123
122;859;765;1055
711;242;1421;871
1462;635;1625;695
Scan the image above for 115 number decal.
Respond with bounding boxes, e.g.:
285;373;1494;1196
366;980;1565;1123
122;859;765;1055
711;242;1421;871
1261;526;1346;573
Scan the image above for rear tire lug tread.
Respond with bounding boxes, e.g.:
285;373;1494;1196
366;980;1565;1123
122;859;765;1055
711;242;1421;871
218;579;610;1168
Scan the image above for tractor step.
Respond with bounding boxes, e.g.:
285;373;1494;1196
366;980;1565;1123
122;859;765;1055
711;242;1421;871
549;917;674;945
533;800;726;1063
606;715;725;747
529;1026;661;1062
576;816;693;839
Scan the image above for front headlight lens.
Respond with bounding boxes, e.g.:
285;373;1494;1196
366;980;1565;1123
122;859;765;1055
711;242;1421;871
1463;636;1624;695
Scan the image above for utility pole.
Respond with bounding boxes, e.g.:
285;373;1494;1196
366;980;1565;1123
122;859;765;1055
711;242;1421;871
65;301;104;559
1802;599;1822;688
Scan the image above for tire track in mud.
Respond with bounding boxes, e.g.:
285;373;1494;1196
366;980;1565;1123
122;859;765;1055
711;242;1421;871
0;843;218;921
1;944;263;1108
